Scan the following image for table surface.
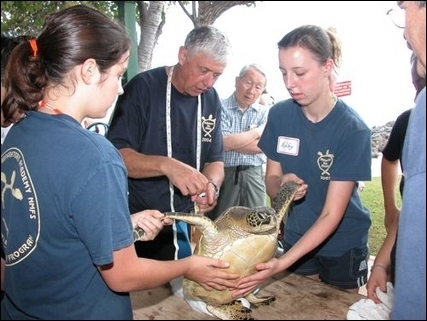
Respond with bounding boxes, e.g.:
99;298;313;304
131;270;364;320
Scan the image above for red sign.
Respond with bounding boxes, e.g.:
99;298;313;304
333;80;352;97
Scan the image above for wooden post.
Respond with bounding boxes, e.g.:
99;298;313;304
116;1;138;84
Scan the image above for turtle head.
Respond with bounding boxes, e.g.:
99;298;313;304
245;206;277;232
272;181;300;222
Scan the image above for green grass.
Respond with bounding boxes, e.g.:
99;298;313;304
360;176;401;256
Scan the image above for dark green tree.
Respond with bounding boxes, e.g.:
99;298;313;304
1;1;117;37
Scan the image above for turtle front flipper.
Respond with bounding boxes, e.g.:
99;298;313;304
163;212;220;240
272;181;300;224
207;300;254;320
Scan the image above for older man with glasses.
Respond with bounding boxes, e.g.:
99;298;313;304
208;63;269;221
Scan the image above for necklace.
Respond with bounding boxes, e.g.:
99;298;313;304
38;100;62;114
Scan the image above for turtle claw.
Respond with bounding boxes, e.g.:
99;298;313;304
246;293;276;308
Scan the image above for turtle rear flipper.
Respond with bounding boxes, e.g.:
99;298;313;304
207;300;254;320
246;292;276;307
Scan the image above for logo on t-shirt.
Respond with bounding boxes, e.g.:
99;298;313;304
317;149;334;180
202;114;216;143
1;148;39;265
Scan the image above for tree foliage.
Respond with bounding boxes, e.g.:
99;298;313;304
1;1;117;37
1;1;259;72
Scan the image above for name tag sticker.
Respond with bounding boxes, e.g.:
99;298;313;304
277;136;299;156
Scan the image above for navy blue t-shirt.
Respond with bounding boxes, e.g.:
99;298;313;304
107;67;224;213
107;66;224;260
1;112;134;319
258;98;371;256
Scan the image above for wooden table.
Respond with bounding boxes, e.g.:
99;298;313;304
131;271;364;320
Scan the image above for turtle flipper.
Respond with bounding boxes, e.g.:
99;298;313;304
272;181;300;223
133;225;145;242
245;292;276;308
164;212;220;240
206;300;254;320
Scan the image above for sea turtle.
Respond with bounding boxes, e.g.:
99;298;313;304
162;180;300;320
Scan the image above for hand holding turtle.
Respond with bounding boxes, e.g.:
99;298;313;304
232;257;283;299
184;255;239;291
279;173;308;201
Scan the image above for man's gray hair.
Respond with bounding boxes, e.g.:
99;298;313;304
238;63;268;87
184;25;232;65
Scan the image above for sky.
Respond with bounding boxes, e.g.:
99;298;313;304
149;1;416;128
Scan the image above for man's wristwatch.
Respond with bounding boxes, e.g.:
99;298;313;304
209;181;220;197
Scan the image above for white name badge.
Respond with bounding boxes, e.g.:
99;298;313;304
277;136;299;156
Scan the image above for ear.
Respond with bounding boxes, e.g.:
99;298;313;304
81;58;99;85
323;58;334;78
178;46;187;65
235;76;239;88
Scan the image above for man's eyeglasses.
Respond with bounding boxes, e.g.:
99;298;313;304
387;3;405;29
238;77;264;93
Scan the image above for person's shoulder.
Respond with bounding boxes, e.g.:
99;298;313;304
269;98;296;114
395;108;412;126
124;66;166;91
220;94;235;108
400;108;412;117
133;66;165;80
84;132;124;166
203;87;221;101
251;103;269;117
335;99;370;131
411;88;426;120
220;94;234;103
414;87;426;109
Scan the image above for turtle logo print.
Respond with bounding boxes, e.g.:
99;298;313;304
1;148;39;265
202;114;216;142
317;150;334;180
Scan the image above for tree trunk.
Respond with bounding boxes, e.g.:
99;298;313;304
137;1;165;72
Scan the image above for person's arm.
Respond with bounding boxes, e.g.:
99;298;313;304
232;179;352;298
223;125;265;154
274;180;353;270
381;157;400;232
98;245;239;293
366;218;397;303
